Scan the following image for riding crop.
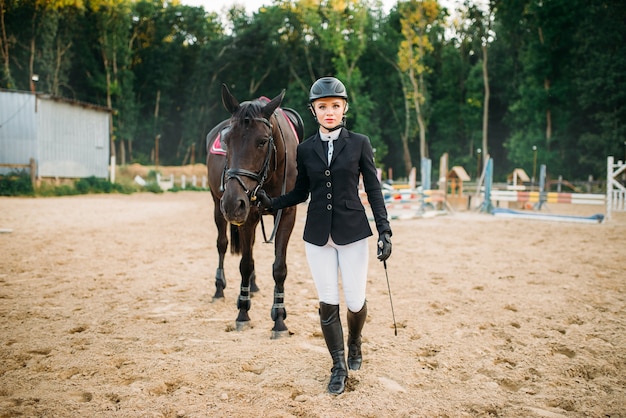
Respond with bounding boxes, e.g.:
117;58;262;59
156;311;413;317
383;260;398;336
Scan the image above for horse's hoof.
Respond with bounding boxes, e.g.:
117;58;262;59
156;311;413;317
211;296;225;303
270;329;291;339
236;321;251;331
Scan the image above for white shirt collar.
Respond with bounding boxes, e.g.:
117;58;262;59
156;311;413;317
320;128;341;141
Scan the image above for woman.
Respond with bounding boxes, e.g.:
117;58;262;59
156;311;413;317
256;76;392;395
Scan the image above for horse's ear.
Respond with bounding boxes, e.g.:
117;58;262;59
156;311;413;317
221;83;240;115
262;89;285;119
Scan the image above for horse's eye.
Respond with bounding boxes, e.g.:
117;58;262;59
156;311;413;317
258;138;269;148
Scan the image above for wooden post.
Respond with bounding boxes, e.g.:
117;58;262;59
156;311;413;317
29;158;36;188
155;134;160;170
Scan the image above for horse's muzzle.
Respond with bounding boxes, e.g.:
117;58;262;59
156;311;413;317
220;192;250;226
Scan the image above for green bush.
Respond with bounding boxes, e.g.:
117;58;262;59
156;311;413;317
0;172;142;196
169;185;208;192
36;181;80;196
1;171;192;196
75;176;113;194
146;169;160;181
0;171;34;196
143;182;163;193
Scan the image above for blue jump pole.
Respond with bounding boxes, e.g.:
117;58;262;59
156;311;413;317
480;157;494;214
420;157;432;211
536;164;547;210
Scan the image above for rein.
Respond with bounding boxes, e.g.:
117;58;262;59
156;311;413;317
258;116;290;243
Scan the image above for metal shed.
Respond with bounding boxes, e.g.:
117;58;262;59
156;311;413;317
0;89;111;179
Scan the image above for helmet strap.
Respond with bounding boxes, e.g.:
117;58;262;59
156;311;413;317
326;121;344;132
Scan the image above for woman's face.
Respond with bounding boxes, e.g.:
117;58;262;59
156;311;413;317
312;97;346;133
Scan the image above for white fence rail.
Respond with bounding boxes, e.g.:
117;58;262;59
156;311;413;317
155;173;208;191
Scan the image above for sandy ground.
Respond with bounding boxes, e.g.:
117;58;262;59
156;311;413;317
0;191;625;417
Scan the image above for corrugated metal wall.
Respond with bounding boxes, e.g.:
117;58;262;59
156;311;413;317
0;91;38;175
0;90;110;178
37;98;110;178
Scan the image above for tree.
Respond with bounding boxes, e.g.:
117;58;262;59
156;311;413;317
175;5;227;164
569;0;626;176
464;1;493;167
498;0;585;178
88;0;134;162
3;0;622;178
296;0;375;137
0;0;16;88
397;0;440;174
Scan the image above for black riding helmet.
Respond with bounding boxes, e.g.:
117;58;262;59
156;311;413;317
309;77;349;131
309;77;348;102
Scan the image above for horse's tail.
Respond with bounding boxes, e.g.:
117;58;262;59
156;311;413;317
230;224;241;254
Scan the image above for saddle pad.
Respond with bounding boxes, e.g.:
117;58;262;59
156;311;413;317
209;134;226;155
209;126;230;155
209;97;300;156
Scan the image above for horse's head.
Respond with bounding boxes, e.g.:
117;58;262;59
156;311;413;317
219;84;285;226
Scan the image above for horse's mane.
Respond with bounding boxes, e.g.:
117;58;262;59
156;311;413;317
231;99;266;127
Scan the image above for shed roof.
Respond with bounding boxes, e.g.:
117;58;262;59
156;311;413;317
0;88;112;113
508;168;530;182
448;166;470;181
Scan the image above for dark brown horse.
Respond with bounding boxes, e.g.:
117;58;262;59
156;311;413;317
206;84;303;338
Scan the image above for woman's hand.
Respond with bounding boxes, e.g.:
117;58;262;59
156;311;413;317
254;189;273;210
377;232;392;261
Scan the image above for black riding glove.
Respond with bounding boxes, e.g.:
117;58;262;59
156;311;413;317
254;189;273;210
377;231;392;261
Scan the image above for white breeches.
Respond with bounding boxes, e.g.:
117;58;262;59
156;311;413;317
305;236;369;312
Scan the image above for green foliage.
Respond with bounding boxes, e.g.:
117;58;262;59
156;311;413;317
169;185;208;192
2;0;624;182
146;170;160;181
142;182;163;194
0;174;139;197
73;176;134;194
0;171;34;196
36;183;80;197
75;176;113;194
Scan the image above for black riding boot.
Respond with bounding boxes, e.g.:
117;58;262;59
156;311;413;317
319;302;347;395
347;301;367;371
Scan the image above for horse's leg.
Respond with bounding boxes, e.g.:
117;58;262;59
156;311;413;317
235;221;257;330
249;271;260;294
270;207;297;339
212;200;228;301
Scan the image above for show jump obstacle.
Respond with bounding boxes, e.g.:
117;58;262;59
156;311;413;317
484;156;626;223
359;156;625;223
606;156;626;221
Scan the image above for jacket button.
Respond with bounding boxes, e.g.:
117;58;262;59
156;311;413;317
327;204;332;210
327;193;332;199
325;170;331;176
326;181;331;188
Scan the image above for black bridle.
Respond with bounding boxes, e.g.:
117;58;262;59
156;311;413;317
220;114;289;243
220;116;276;198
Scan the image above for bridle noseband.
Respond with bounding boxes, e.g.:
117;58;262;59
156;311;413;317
220;116;277;200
